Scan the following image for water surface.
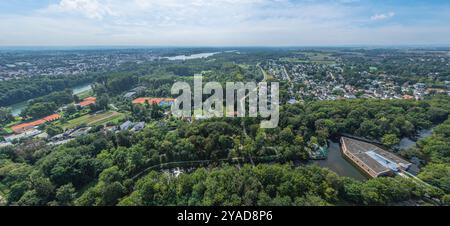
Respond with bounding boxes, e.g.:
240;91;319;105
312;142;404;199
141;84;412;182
397;129;433;150
165;52;220;61
312;140;367;181
8;83;92;116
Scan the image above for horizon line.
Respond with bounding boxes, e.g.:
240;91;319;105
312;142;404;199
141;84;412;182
1;44;450;51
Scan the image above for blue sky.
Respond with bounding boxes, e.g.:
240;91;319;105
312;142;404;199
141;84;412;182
0;0;449;46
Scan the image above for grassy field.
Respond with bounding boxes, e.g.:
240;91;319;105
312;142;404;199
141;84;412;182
2;128;13;134
2;117;25;134
305;52;336;64
281;52;336;65
61;111;125;129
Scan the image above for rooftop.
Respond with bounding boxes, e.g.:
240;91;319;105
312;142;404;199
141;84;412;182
78;100;96;107
77;97;97;107
84;97;97;102
132;97;175;105
341;137;412;177
11;114;61;133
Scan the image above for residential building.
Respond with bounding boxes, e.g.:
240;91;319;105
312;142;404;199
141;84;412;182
120;121;133;131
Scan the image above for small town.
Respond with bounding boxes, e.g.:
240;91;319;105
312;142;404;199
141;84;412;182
0;50;158;81
261;55;450;103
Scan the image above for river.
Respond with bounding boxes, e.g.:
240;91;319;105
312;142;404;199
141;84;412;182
164;52;220;61
9;83;92;116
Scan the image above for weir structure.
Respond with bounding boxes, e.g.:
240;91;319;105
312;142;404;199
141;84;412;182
340;136;412;178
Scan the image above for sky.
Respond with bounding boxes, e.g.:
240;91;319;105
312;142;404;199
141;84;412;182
0;0;450;46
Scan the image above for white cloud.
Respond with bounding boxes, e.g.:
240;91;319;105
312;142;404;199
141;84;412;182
0;1;448;46
45;0;116;19
371;12;395;21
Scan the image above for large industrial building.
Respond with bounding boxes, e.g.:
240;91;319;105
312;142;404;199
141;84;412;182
340;137;412;178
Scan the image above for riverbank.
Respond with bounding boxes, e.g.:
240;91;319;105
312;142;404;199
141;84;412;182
397;129;433;150
7;83;92;116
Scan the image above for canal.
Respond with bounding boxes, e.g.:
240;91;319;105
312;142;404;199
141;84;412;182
9;83;92;116
311;140;368;181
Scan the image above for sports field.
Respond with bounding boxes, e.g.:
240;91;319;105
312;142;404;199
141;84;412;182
61;111;125;129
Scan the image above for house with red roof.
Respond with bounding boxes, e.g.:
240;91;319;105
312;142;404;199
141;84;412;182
84;97;97;102
77;97;97;108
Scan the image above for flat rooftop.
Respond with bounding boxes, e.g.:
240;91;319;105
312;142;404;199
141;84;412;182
341;137;412;176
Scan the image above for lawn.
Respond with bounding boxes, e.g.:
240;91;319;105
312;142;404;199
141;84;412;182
90;112;125;126
2;128;13;134
302;52;337;65
3;117;25;135
61;111;125;129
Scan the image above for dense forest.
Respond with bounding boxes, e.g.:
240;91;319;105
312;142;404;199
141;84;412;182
118;164;438;206
0;96;448;206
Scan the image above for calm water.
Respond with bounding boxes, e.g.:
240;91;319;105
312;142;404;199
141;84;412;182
9;101;29;116
312;140;367;181
9;83;92;116
165;52;220;61
72;83;92;95
397;129;433;150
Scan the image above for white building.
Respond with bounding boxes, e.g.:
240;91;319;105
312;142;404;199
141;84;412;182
4;129;42;142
